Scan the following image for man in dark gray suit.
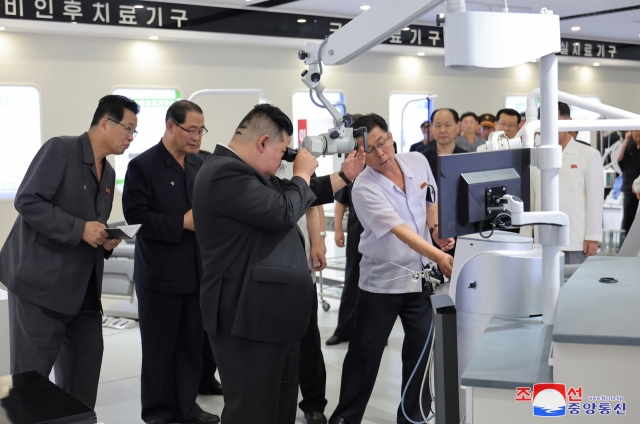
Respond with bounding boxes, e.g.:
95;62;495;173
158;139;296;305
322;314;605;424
0;95;140;408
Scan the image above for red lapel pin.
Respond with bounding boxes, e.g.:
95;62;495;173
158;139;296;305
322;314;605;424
420;182;427;189
571;164;578;169
106;188;111;194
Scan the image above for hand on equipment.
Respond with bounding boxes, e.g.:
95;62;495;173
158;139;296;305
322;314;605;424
341;147;366;181
103;238;122;251
583;240;599;257
334;228;345;247
293;148;318;180
433;234;455;252
183;209;195;231
82;221;108;248
436;253;454;279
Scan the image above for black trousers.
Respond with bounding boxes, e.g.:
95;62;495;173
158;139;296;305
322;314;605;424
330;288;433;424
622;189;639;235
200;330;217;389
210;333;300;424
137;286;204;423
7;276;103;409
332;248;362;341
299;288;327;414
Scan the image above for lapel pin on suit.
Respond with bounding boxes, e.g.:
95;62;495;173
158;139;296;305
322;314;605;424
84;185;86;190
106;188;111;194
171;181;175;186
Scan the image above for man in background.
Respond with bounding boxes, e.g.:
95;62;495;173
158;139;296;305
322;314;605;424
0;94;137;408
618;130;640;234
478;113;496;140
276;161;329;424
422;108;468;179
123;100;219;424
495;108;521;139
455;112;485;152
409;120;434;152
326;183;364;347
524;102;604;264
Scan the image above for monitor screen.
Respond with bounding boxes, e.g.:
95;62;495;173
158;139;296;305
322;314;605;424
437;149;531;239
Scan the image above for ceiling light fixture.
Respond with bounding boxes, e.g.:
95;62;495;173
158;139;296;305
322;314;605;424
571;26;580;31
402;27;410;31
360;5;370;11
417;52;425;56
593;62;600;66
0;27;5;30
149;35;159;40
134;5;144;8
531;59;537;62
297;19;306;23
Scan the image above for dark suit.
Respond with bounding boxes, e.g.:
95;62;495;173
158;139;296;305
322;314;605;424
0;133;114;408
331;185;364;342
193;145;333;424
123;141;205;423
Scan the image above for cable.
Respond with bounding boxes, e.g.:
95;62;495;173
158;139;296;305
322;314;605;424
502;0;508;12
309;89;325;109
317;38;328;76
480;212;512;238
401;319;434;424
308;91;348;116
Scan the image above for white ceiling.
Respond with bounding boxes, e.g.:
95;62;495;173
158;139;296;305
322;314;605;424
199;0;640;44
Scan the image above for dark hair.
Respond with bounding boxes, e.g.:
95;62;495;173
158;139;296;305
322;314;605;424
460;112;479;123
536;102;572;119
420;120;430;130
236;104;293;141
430;108;460;123
90;95;140;127
166;100;204;124
496;108;521;124
352;113;389;135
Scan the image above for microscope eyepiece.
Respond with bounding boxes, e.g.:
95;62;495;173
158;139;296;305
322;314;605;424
282;147;298;163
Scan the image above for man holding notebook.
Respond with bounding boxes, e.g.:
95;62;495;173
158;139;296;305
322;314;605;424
0;94;138;408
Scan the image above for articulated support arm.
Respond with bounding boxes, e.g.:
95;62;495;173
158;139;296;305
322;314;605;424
498;195;570;246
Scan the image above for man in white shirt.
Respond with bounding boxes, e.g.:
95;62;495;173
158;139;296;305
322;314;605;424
523;102;604;264
329;114;454;424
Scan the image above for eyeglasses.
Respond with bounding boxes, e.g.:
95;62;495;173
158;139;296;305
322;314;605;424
497;121;519;129
174;122;208;137
366;137;390;154
107;118;138;138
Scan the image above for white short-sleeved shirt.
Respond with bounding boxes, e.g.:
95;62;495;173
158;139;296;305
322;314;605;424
352;152;437;294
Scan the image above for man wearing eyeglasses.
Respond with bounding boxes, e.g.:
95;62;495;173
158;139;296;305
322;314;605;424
123;100;219;424
494;108;521;140
329;114;454;424
0;95;138;408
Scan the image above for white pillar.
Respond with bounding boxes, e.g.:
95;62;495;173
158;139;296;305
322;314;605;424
539;53;561;325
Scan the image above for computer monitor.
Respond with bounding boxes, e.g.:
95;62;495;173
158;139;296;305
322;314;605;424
437;149;531;239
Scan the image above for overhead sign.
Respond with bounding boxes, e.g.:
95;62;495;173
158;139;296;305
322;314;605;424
1;2;638;61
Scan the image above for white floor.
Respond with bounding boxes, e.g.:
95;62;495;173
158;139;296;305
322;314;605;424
95;290;407;424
